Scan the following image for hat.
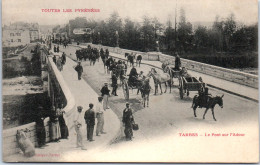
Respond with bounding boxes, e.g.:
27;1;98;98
126;102;130;105
77;106;83;110
98;97;103;101
104;83;108;85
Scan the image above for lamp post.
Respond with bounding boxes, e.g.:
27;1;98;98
98;32;101;45
115;30;119;47
153;23;160;52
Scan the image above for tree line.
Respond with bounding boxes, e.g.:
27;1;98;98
57;10;257;68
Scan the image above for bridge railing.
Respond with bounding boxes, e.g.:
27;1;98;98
79;43;258;89
46;47;76;129
3;45;76;158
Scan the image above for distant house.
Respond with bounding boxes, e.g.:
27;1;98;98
2;22;40;47
29;29;40;42
2;29;30;47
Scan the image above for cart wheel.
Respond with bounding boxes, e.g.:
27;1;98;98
179;77;184;99
187;91;189;96
122;79;129;101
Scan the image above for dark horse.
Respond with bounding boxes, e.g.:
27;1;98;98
191;94;224;121
127;53;135;67
139;78;151;107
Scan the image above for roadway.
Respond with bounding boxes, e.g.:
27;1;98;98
7;44;258;162
56;45;258;162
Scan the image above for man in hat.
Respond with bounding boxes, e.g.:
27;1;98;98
84;103;95;141
100;83;110;110
95;97;106;136
122;102;135;141
111;72;118;96
52;55;57;64
74;62;83;80
74;106;87;150
61;52;66;65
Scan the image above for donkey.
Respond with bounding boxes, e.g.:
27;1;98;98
191;94;224;121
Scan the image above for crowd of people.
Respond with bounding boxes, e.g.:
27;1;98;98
73;96;107;150
75;46;100;65
52;47;67;72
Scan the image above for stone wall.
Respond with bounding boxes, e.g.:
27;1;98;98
2;45;76;158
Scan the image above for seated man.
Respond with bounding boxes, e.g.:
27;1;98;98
181;67;192;78
198;85;211;108
138;71;145;80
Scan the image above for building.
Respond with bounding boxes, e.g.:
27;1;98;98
30;29;40;42
2;29;30;47
2;22;40;47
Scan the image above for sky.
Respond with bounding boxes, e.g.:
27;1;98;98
2;0;258;26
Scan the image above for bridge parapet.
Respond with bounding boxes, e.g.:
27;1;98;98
81;43;258;89
3;45;76;158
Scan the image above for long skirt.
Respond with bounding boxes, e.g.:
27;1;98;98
59;116;69;139
124;125;133;140
50;121;61;141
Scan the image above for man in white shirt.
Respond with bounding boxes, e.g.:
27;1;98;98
74;106;87;150
95;97;106;136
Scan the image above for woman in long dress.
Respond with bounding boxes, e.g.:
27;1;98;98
58;105;69;139
50;106;61;142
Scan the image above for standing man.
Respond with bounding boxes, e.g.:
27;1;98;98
54;45;57;53
100;83;110;110
57;45;60;53
111;72;118;96
61;52;66;65
52;55;57;64
74;106;87;150
84;103;95;142
74;62;83;80
122;103;135;141
95;97;106;136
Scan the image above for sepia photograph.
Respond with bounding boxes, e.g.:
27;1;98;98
2;0;259;163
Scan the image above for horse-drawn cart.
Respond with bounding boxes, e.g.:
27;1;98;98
178;76;205;99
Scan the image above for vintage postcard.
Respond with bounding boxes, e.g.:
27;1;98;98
2;0;259;163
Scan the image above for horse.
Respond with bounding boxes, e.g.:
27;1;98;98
147;68;172;95
191;94;224;121
127;54;135;67
136;55;142;67
139;77;151;107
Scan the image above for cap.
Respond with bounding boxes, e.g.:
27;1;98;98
104;83;108;85
126;102;130;105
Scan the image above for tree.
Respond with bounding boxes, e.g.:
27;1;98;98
120;18;141;50
140;16;157;52
177;8;193;53
212;15;224;52
105;11;123;47
194;25;209;52
223;13;236;51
